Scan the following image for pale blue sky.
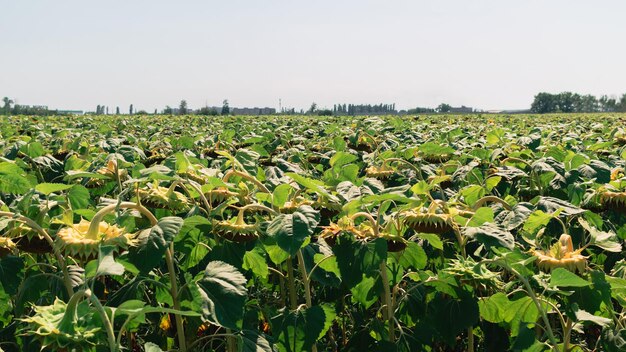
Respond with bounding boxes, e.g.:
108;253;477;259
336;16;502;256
2;1;625;112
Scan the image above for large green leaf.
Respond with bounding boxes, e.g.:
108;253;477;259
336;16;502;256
35;182;73;195
550;268;590;287
95;245;124;277
196;260;248;329
239;329;274;352
464;223;514;250
274;304;336;352
266;205;319;256
128;217;184;274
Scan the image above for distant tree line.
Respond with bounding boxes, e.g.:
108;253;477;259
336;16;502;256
333;103;397;115
2;97;57;115
531;92;626;113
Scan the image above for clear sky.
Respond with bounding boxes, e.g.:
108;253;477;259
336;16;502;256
2;0;625;112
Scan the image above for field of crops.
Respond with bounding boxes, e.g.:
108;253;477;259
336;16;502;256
0;113;625;351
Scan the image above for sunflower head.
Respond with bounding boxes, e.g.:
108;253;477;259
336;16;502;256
318;217;363;246
213;218;259;243
85;159;127;188
138;184;190;212
0;237;16;257
365;165;396;179
403;210;454;234
599;190;626;213
423;154;452;163
205;187;238;207
20;297;104;350
533;234;587;273
56;219;136;259
280;198;314;214
428;174;453;189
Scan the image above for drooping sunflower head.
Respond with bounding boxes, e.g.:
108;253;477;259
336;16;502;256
403;210;454;234
213;218;259;243
85;159;127;189
205;187;239;207
365;165;396;179
3;223;52;254
138;184;190;212
3;222;39;239
280;198;314;214
56;219;137;259
318;217;363;246
599;190;626;213
427;174;453;189
533;234;587;273
20;297;103;350
611;167;624;181
0;237;16;257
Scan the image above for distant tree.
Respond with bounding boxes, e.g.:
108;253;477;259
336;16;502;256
136;110;148;115
599;95;617;112
116;106;120;115
530;93;557;113
407;107;436;114
154;109;158;114
221;99;230;115
556;92;576;113
618;93;626;112
317;109;333;116
179;100;188;115
163;106;173;114
308;102;317;114
2;97;14;114
576;95;598;112
436;103;452;113
199;106;219;116
106;106;109;115
129;104;134;115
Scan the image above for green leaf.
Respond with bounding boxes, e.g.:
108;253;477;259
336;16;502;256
460;185;485;206
550;268;590;287
410;180;430;196
330;151;357;169
266;206;319;256
128;217;184;274
574;308;612;326
275;304;336;352
243;249;268;279
522;210;553;236
486;128;505;145
333;236;387;289
464;223;514;250
272;184;293;208
96;245;125;277
144;342;164;352
350;276;378;308
468;207;494;227
0;173;31;195
196;261;248;329
414;232;444;250
479;292;509;323
35;182;73;195
398;242;427;270
578;218;623;253
68;184;90;209
503;296;539;337
238;329;274;352
0;256;24;295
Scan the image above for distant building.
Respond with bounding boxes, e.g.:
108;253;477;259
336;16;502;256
230;107;276;115
449;105;473;113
